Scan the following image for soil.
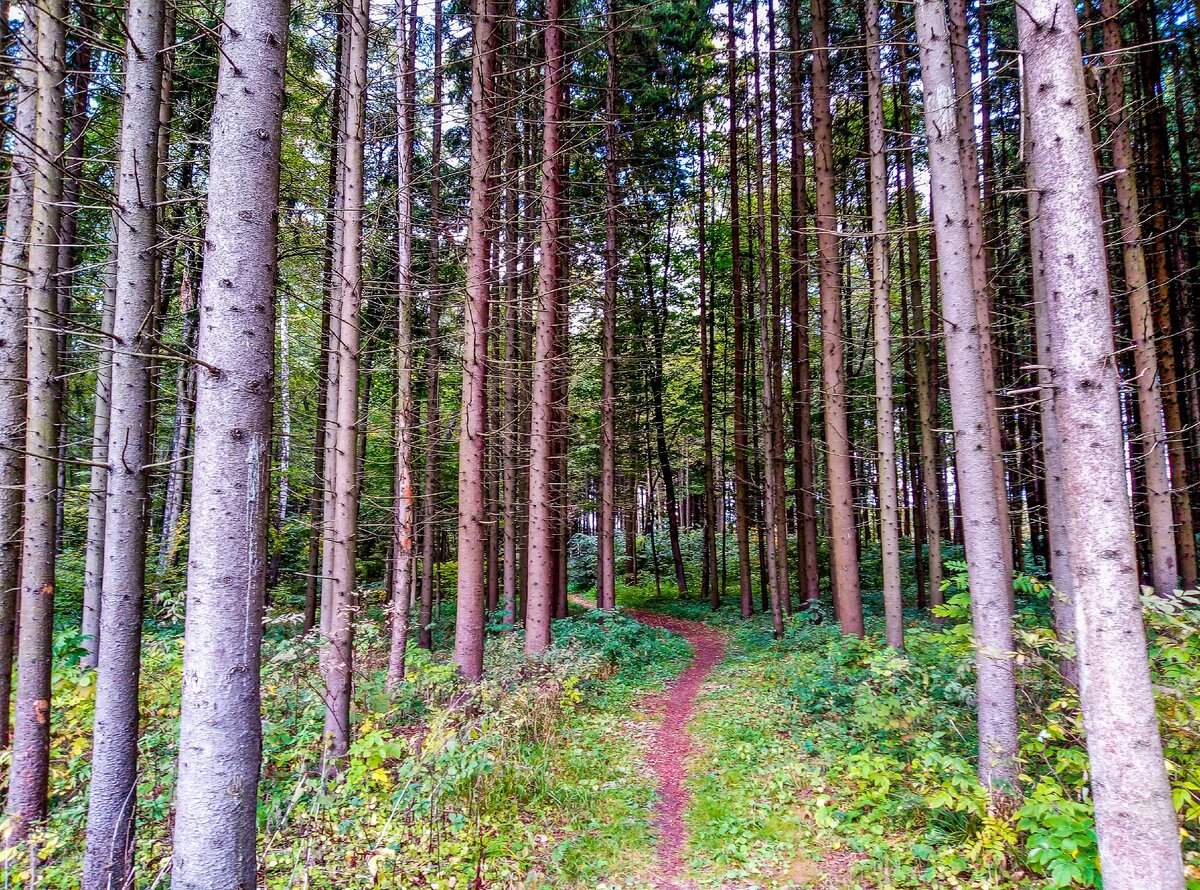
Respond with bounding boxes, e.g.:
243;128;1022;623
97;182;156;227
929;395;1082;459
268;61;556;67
627;609;727;890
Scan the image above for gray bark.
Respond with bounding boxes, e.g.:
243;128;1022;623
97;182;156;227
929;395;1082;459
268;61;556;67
1018;0;1185;882
388;0;418;691
0;1;37;741
867;0;902;649
7;0;66;837
82;238;117;669
322;0;368;758
454;0;497;675
913;0;1019;805
83;0;166;882
168;0;288;884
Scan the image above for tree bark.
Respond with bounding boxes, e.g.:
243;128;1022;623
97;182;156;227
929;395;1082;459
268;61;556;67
322;0;369;758
419;0;444;649
82;0;166;880
598;0;619;611
897;35;943;608
1098;0;1178;597
728;2;754;620
913;0;1019;805
1018;0;1185;880
788;0;819;607
455;0;498;674
813;0;862;633
82;239;117;668
867;0;902;649
7;0;66;837
388;0;418;692
0;1;37;735
168;0;287;884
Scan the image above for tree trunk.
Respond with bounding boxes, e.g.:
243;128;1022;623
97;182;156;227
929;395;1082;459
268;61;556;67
455;0;498;674
156;279;198;578
322;0;369;759
419;0;444;649
728;2;754;619
913;0;1019;806
168;0;287;884
0;2;37;734
1018;0;1185;879
1098;0;1178;597
813;0;862;634
388;0;418;692
82;240;117;668
752;0;786;636
699;88;719;611
897;36;943;608
82;0;166;880
598;0;619;611
788;0;819;607
7;0;66;837
866;0;902;649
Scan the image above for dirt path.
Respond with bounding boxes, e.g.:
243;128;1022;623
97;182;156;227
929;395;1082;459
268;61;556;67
628;609;727;890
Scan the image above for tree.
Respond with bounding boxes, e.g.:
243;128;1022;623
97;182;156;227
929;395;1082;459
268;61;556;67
7;0;67;837
597;0;620;612
168;0;289;883
812;0;862;633
0;0;38;740
912;0;1019;805
455;0;498;674
1098;0;1178;597
866;0;902;649
83;0;166;881
388;0;419;692
1018;0;1185;880
322;0;370;755
728;0;754;620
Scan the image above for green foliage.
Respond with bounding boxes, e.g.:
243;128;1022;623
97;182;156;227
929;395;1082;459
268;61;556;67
0;600;689;888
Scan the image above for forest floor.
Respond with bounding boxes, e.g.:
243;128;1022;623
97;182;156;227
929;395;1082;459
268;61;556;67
625;609;726;889
608;597;861;890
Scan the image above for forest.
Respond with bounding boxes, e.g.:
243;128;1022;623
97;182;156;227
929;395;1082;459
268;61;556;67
1;0;1199;885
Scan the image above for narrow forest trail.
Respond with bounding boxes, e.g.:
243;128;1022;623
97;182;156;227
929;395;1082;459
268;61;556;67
626;609;727;890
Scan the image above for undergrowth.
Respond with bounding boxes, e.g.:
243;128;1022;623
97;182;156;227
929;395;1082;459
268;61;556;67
619;566;1200;889
0;599;690;889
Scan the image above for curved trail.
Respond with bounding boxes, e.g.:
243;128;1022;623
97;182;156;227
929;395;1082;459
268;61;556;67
628;609;727;890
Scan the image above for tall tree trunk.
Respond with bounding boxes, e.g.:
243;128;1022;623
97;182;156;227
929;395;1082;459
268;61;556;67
419;0;444;649
1098;0;1177;597
788;0;819;607
1025;139;1077;685
156;277;198;578
82;0;166;880
82;241;117;669
598;0;619;611
866;0;902;649
455;0;498;674
1018;0;1185;879
913;0;1019;806
7;0;66;837
168;3;287;884
0;2;38;733
388;0;418;692
501;9;522;625
752;0;785;636
699;87;719;611
270;280;292;588
728;1;754;619
322;0;369;758
946;0;1011;578
897;34;943;607
525;0;565;653
813;0;862;634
